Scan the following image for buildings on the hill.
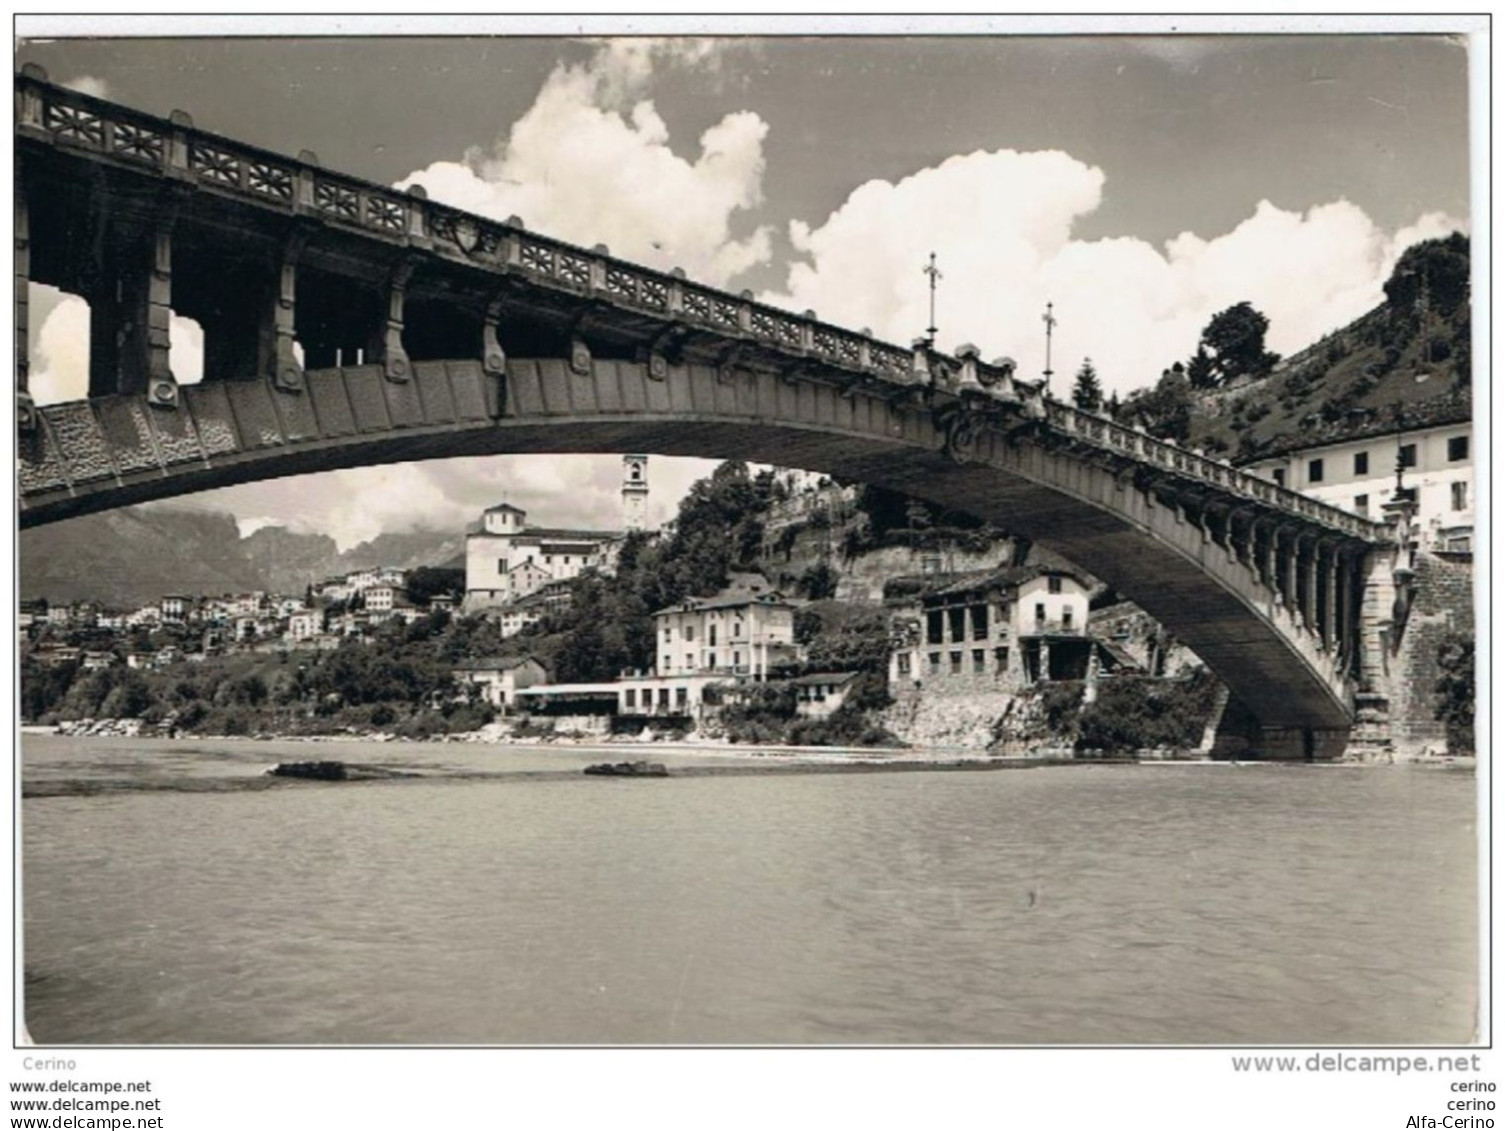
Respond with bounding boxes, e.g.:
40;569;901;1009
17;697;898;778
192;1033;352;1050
1242;400;1472;553
462;501;618;615
463;455;653;621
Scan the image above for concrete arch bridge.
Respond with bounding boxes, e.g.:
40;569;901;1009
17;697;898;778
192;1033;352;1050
15;69;1399;758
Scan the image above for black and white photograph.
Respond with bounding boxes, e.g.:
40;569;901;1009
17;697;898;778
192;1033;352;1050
8;12;1487;1124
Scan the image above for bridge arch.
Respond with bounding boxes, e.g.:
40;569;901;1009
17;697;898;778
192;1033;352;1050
15;69;1393;758
19;354;1381;754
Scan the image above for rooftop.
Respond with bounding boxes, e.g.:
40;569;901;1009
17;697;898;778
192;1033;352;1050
888;564;1096;603
1235;391;1473;464
788;671;861;687
453;654;547;673
653;591;793;617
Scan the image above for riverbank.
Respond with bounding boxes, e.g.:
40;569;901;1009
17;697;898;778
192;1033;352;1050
27;720;1476;768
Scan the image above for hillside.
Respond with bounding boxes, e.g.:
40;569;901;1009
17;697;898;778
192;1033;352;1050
1186;233;1471;462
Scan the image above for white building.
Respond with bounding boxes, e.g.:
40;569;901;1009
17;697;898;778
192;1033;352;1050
1241;409;1472;553
616;672;723;719
653;591;799;680
160;595;192;623
287;610;325;642
463;503;622;614
347;566;407;593
887;566;1097;691
453;655;549;712
790;672;861;718
365;586;407;613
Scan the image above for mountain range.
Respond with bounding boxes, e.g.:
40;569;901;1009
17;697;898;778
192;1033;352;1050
20;508;464;608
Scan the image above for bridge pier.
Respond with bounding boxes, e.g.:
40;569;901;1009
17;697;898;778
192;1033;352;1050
1206;695;1351;761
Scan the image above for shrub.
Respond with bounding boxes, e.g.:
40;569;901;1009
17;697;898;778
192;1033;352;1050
1075;672;1221;753
1434;635;1474;756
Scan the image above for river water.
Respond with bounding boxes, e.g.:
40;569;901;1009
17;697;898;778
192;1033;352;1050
21;734;1478;1045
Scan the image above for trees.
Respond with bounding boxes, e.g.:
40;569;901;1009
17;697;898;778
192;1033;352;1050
1195;302;1280;386
1434;634;1474;755
1071;358;1103;412
1384;232;1470;320
406;567;464;607
1121;365;1192;442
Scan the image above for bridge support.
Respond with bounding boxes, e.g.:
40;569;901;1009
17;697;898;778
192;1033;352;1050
1206;694;1350;761
84;219;176;401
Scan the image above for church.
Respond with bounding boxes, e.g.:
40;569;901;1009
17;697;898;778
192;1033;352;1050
462;455;650;616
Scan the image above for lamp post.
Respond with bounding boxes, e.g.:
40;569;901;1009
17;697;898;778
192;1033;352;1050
922;252;941;348
1042;301;1057;394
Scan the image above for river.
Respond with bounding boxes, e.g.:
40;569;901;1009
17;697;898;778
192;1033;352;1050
21;734;1478;1045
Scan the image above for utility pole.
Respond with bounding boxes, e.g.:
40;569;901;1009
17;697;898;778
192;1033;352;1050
923;252;941;348
1042;301;1057;393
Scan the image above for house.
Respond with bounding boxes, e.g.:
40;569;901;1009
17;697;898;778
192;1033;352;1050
314;577;353;602
126;605;162;628
229;592;268;618
452;655;550;712
80;650;117;671
32;644;82;668
346;566;407;593
287;609;325;642
160;594;193;624
364;586;408;613
1240;399;1472;553
789;671;861;719
653;589;800;680
886;566;1100;693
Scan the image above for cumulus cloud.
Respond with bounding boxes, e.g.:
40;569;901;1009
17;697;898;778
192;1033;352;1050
763;149;1464;398
396;39;772;287
29;288;205;405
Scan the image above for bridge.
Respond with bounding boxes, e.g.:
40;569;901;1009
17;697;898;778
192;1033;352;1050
14;67;1401;759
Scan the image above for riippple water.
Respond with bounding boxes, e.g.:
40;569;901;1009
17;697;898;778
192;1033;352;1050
21;734;1478;1044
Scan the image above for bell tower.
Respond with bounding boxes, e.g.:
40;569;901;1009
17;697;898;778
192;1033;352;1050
621;454;649;532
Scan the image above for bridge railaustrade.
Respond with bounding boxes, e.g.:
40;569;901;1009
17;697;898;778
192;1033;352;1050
14;69;1400;755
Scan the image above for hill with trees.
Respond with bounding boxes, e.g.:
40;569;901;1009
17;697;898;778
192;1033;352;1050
1110;233;1471;459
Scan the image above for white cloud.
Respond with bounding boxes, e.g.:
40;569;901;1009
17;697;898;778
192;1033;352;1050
764;150;1465;398
396;39;772;287
29;290;204;405
188;454;725;552
61;75;110;99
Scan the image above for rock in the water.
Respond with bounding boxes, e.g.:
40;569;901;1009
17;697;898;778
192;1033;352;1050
268;761;349;781
583;760;669;778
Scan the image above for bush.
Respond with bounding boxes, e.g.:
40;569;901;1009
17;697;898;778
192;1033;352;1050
787;707;903;748
1075;673;1221;753
1434;635;1474;755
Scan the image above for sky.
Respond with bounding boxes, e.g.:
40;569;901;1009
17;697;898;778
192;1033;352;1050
17;25;1473;550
